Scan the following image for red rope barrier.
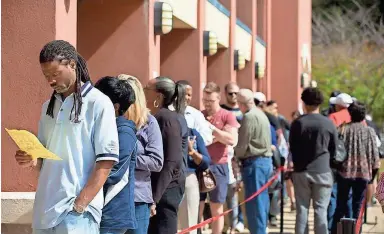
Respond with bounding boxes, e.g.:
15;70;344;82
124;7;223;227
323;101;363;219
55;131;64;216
177;167;285;234
355;191;367;234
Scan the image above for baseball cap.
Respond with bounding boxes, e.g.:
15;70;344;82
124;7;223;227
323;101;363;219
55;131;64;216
329;93;353;108
254;92;266;102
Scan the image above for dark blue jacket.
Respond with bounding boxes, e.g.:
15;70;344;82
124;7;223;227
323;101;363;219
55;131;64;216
270;125;278;147
186;128;211;173
101;116;138;230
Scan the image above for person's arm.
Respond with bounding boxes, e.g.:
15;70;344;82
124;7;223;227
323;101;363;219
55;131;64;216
106;131;136;185
328;125;338;163
234;115;255;158
74;98;119;211
368;128;381;170
282;117;291;130
288;120;300;156
152;119;183;203
211;112;239;146
196;111;213;146
193;130;211;171
136;117;164;172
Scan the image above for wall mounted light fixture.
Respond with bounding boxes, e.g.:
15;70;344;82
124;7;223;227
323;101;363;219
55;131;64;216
301;72;310;88
154;2;173;35
203;31;218;56
234;50;246;70
255;62;265;79
310;80;318;88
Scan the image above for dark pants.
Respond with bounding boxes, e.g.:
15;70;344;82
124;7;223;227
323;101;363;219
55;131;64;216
125;203;151;234
331;175;368;234
327;181;353;233
148;184;185;234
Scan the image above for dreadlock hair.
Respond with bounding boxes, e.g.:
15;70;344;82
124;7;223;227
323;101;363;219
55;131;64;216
39;40;91;123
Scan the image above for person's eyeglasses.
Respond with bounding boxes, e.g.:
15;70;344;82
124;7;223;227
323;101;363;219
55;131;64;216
228;92;238;96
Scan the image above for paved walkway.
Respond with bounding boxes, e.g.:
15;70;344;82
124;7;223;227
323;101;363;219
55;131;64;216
202;204;384;234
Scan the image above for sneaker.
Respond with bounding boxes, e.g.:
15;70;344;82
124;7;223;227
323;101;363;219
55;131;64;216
269;216;278;227
291;202;296;211
235;222;245;232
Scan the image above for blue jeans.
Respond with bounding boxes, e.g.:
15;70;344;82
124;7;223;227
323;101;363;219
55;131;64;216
33;211;99;234
100;229;127;234
241;157;273;234
327;176;353;233
331;176;368;234
125;203;151;234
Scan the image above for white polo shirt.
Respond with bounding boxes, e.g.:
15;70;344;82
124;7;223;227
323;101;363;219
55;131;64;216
32;81;119;229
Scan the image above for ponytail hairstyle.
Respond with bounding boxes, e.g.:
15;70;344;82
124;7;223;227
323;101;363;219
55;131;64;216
39;40;92;123
154;76;186;114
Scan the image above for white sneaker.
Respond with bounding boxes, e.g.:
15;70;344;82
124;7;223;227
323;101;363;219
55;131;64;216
235;222;245;232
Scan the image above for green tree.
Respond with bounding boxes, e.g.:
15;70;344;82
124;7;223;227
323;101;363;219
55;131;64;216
312;1;384;125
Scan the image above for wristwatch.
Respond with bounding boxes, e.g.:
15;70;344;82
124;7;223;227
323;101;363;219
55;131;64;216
73;203;86;214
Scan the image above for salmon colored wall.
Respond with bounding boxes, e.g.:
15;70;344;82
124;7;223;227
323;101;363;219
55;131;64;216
205;1;230;48
270;0;300;119
160;0;207;110
257;0;265;39
208;0;236;96
236;0;257;91
160;29;207;109
262;0;272;97
298;0;312;80
77;0;159;84
1;0;77;192
55;0;77;46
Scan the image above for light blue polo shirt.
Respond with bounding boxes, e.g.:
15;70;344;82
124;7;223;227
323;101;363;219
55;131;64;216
32;81;119;229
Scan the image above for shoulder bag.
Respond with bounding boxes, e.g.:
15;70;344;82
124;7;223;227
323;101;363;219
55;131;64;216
197;169;217;193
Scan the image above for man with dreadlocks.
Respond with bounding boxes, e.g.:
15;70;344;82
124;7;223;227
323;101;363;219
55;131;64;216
14;40;119;234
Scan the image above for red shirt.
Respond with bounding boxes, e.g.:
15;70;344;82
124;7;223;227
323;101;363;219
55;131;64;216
203;108;240;164
329;109;351;127
329;109;367;127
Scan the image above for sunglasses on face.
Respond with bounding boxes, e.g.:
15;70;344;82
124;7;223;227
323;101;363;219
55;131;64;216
228;92;238;96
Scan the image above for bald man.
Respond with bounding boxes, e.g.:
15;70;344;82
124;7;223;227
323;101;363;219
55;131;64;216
235;89;273;234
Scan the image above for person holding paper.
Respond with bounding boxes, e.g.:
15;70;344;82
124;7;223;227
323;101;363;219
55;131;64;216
14;40;119;234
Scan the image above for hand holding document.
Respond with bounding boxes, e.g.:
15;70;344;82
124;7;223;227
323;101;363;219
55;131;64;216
6;128;62;160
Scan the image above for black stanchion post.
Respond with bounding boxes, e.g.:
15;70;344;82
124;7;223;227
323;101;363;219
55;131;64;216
337;218;355;234
364;190;367;224
280;170;284;234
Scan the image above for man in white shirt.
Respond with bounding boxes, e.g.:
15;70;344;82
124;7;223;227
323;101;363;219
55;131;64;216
15;40;119;234
177;80;213;145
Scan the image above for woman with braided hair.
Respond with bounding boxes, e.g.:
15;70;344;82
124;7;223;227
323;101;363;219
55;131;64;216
14;40;119;234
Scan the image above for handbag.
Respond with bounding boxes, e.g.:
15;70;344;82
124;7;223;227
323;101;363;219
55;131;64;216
334;124;347;164
197;169;217;193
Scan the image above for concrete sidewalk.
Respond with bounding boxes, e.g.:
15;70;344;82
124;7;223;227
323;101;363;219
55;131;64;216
202;205;384;234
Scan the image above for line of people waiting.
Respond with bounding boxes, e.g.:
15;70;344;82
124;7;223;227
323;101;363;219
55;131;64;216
13;40;384;234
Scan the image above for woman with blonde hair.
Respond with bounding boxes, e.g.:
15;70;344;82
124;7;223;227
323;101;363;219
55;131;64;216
118;74;164;234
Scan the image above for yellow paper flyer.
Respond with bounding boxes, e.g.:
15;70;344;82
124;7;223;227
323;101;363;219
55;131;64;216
5;128;62;160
